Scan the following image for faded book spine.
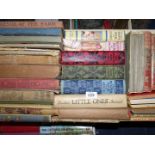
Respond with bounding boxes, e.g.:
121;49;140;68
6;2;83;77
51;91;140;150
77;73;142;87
0;90;54;104
61;51;125;65
0;65;60;78
0;78;59;90
106;30;125;41
61;80;126;94
0;55;60;65
0;114;51;122
54;94;127;108
151;35;155;90
65;30;107;41
0;36;62;44
144;32;152;92
0;21;64;28
0;28;62;36
63;39;125;51
61;65;125;79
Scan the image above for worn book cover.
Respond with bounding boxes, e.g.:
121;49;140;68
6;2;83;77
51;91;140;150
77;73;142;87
0;21;64;28
54;94;127;108
61;80;126;94
61;65;125;79
0;28;62;36
0;90;54;104
61;51;125;65
0;54;60;65
0;36;62;44
0;65;60;78
0;114;51;122
0;78;59;90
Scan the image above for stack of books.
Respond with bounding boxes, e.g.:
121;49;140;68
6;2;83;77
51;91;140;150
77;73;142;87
126;31;155;121
0;20;63;122
53;30;129;122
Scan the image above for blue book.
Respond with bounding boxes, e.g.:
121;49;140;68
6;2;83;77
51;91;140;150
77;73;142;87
0;114;51;122
61;80;126;94
0;28;62;36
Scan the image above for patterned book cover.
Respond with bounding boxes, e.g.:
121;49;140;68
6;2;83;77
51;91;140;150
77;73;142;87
0;21;64;28
61;51;125;65
0;114;51;122
61;80;126;94
0;28;62;36
0;78;59;90
63;39;125;51
40;126;95;135
61;65;125;79
65;30;106;41
107;30;125;41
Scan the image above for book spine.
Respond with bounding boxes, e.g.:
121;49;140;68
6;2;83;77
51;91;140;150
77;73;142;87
0;78;59;90
0;107;54;115
52;108;129;120
61;80;126;94
0;36;61;44
39;126;95;135
0;125;39;134
0;28;62;36
0;21;64;28
61;51;125;65
65;30;107;41
144;32;152;92
0;90;54;104
61;65;125;79
63;39;125;51
54;94;127;108
151;35;155;90
0;114;51;122
107;30;125;41
0;65;60;78
0;55;60;65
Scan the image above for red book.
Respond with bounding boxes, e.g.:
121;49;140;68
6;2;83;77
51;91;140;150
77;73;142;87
0;78;59;90
61;51;125;65
0;125;39;134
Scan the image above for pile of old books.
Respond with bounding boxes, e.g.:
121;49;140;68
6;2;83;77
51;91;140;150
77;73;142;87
58;29;129;122
126;31;155;121
0;20;63;122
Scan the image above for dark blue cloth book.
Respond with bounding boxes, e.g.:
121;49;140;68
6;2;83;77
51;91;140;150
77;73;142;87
61;80;126;94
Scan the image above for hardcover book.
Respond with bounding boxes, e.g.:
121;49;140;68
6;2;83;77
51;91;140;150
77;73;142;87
0;90;54;104
65;30;106;41
0;114;51;122
0;21;64;28
54;94;127;108
61;65;125;79
61;80;126;94
63;39;125;51
0;28;62;36
0;36;62;44
0;78;59;90
61;51;125;65
0;65;60;78
0;54;60;65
